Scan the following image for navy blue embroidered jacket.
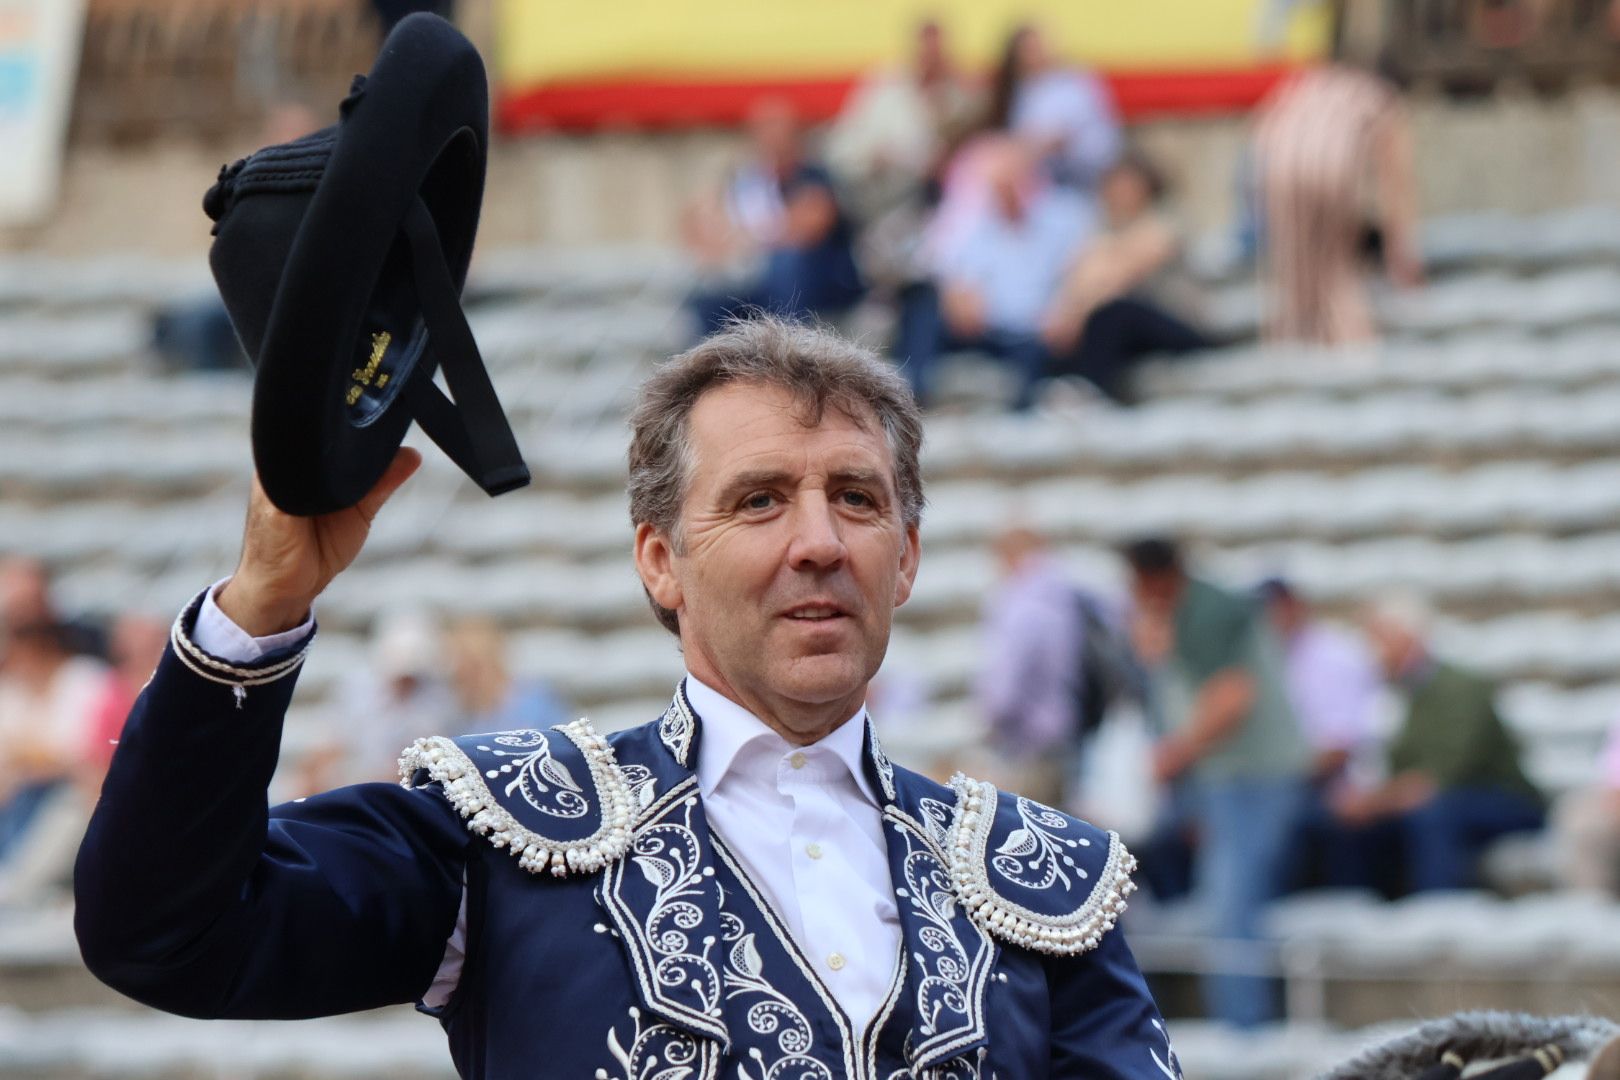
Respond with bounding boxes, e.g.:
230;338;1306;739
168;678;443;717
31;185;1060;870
76;614;1181;1080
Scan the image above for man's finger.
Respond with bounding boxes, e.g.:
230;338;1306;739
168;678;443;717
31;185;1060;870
355;447;423;523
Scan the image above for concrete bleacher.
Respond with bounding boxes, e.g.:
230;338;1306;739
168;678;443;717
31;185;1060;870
4;206;1620;1076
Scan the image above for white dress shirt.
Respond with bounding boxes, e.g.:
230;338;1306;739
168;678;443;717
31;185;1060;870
685;675;901;1026
192;586;903;1027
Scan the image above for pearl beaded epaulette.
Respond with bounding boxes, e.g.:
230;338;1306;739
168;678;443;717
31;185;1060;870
399;719;635;878
946;774;1137;957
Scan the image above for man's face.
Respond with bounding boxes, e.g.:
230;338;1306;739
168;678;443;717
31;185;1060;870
636;381;920;738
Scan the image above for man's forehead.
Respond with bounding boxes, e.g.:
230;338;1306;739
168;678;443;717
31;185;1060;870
686;381;891;474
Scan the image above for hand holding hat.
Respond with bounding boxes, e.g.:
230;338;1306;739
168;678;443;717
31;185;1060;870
217;448;422;637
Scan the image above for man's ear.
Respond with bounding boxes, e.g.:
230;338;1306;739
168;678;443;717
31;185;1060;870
893;522;921;608
634;522;683;613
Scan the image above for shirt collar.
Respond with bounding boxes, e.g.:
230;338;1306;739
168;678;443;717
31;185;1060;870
684;673;879;808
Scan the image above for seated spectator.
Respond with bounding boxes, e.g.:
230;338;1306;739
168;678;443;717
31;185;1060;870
296;609;457;794
1553;717;1620;895
893;137;1091;409
0;568;110;868
84;614;170;777
1123;538;1310;1028
1040;152;1212;404
989;23;1122;193
1344;594;1544;892
1260;578;1390;891
683;97;864;336
823;19;979;233
444;616;569;732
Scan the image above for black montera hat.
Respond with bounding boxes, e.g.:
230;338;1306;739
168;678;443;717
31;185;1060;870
203;13;530;516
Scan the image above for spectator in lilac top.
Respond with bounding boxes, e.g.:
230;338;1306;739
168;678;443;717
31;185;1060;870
974;527;1085;808
988;23;1122;193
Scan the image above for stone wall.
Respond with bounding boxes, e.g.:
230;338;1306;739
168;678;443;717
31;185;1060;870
7;88;1620;257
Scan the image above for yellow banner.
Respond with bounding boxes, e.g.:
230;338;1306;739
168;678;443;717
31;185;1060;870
497;0;1330;85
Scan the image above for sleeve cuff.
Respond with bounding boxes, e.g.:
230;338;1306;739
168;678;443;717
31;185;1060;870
194;577;316;663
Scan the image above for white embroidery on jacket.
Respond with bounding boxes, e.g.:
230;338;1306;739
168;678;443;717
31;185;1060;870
945;775;1136;956
398;719;633;878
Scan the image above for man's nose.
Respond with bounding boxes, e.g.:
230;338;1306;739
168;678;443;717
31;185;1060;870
786;494;848;570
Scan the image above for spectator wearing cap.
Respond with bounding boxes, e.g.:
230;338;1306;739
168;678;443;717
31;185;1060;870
1260;578;1390;891
1347;594;1544;892
1123;538;1310;1028
684;97;864;336
294;609;456;794
1040;153;1212;404
893;136;1092;410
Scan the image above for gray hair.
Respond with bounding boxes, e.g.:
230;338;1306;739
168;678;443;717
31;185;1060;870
627;315;926;635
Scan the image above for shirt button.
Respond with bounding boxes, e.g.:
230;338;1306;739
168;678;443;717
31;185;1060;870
827;952;846;971
806;842;823;860
789;752;807;769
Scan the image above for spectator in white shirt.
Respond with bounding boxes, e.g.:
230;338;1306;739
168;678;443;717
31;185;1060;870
988;23;1123;193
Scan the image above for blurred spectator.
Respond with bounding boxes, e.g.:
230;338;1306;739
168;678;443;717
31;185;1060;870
1260;578;1389;891
974;527;1085;807
824;19;979;232
1252;61;1422;345
84;615;170;777
893;137;1091;409
683;98;864;336
1552;717;1620;895
444;616;569;732
1261;579;1382;787
1124;538;1309;1028
0;564;109;870
987;23;1122;192
297;610;456;794
1040;152;1212;404
1347;594;1544;892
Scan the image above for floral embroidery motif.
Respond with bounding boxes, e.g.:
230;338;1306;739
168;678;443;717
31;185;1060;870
887;813;994;1069
482;729;588;819
659;687;696;768
1151;1019;1183;1079
866;719;898;802
622;763;659;814
719;911;836;1080
600;1004;717;1080
990;796;1090;892
918;798;954;851
398;719;634;878
600;789;728;1042
945;774;1136;957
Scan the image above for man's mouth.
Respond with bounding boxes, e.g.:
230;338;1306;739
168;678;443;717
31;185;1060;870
784;605;849;621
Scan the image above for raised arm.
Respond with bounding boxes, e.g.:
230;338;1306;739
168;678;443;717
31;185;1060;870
74;448;470;1019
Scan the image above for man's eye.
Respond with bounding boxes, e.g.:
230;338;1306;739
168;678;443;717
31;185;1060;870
743;492;776;510
840;490;874;508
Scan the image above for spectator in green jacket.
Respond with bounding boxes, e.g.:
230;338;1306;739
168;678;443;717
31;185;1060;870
1341;593;1544;892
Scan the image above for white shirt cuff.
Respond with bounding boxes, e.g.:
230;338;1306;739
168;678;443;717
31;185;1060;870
193;578;315;662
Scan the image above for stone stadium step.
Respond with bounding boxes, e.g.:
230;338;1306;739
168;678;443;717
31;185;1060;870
1138;326;1620;403
0;1004;455;1079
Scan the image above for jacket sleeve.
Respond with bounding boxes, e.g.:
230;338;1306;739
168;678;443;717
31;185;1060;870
1047;929;1182;1079
74;611;473;1020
